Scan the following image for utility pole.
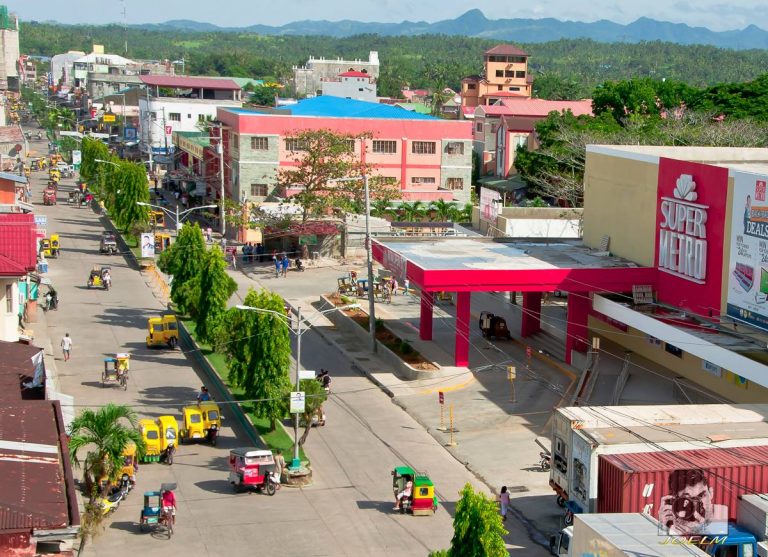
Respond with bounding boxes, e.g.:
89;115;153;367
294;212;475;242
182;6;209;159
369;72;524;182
364;174;376;353
291;306;302;470
218;121;226;238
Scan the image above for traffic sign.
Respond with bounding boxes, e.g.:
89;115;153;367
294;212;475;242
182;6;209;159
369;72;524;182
165;125;172;135
102;114;116;123
438;391;444;405
289;391;305;414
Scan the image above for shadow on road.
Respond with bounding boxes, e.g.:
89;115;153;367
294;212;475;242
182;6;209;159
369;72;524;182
94;307;158;329
193;479;234;495
356;500;401;514
109;521;142;535
139;385;199;408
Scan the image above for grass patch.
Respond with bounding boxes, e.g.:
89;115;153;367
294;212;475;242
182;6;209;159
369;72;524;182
180;318;306;461
122;232;141;259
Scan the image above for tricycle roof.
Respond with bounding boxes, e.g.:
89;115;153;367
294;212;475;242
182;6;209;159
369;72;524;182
230;447;272;458
393;465;415;476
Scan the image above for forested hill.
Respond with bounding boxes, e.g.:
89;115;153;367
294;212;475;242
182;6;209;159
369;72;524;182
20;22;768;98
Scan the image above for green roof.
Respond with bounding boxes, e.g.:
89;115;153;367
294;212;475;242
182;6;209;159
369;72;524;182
395;102;431;115
414;475;434;487
393;465;415;476
174;131;210;148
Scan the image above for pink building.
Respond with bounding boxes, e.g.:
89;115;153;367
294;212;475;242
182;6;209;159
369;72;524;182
216;96;473;204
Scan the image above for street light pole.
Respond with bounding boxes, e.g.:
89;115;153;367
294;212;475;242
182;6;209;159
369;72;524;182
364;174;376;353
292;306;302;470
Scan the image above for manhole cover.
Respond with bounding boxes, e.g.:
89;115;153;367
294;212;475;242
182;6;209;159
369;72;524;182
508;486;529;493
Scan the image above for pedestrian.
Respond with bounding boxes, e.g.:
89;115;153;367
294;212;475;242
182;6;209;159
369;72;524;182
281;253;289;277
273;251;280;278
498;486;510;522
274;449;286;481
60;332;73;362
256;242;263;263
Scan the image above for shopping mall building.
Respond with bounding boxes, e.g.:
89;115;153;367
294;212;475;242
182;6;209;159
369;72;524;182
373;145;768;402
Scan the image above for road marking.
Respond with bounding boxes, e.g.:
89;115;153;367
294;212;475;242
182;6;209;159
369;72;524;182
419;374;475;394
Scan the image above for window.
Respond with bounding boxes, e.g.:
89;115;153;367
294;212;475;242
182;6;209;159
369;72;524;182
412;141;436;155
5;284;11;313
187;114;192;119
467;83;476;90
475;123;483;133
372;140;397;154
665;343;683;358
232;134;239;149
412;177;436;184
251;137;269;150
446;178;464;190
445;142;464;155
504;70;514;78
508;87;520;92
168;112;181;122
198;114;207;122
250;183;268;197
495;70;504;77
516;70;526;79
497;85;503;91
344;139;355;153
285;138;307;151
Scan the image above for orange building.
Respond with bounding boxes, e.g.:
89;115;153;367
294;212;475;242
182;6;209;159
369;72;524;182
460;44;532;109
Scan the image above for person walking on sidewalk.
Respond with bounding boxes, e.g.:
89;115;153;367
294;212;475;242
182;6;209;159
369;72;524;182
61;333;73;362
273;251;280;278
280;253;290;277
498;486;510;522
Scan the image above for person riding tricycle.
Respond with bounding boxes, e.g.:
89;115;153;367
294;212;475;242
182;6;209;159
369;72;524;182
100;231;118;255
228;448;279;495
392;466;438;516
102;353;129;390
179;402;221;446
43;187;56;205
88;266;112;290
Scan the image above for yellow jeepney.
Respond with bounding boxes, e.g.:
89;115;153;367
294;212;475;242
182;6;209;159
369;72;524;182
146;314;179;348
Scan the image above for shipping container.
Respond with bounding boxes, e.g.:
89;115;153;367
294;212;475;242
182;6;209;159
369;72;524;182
550;404;768;511
597;445;768;527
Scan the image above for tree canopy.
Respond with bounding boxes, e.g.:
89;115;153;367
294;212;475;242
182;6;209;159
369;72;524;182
158;223;208;314
191;246;237;343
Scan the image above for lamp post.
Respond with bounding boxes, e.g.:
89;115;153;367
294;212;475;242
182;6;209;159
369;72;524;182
235;303;359;470
137;201;217;232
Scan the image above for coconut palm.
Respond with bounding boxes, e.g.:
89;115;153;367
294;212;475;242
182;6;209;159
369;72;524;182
371;199;391;218
430;199;458;222
450;202;474;223
68;404;144;498
399;201;427;222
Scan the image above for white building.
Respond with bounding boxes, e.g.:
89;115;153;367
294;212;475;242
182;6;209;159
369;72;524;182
293;51;379;97
0;7;18;91
50;51;85;88
321;71;377;102
138;75;243;156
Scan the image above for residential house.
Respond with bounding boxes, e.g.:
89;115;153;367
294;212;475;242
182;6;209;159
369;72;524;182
321;71;377;102
0;213;36;342
215;96;473;214
293;51;379;97
461;44;532;111
0;171;31;212
138;75;243;156
0;6;18;91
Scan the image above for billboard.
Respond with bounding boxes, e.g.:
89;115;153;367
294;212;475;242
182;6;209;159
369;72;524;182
654;159;729;317
140;233;155;258
479;187;501;222
727;171;768;330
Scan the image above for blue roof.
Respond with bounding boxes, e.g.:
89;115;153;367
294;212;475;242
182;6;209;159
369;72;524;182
227;96;438;121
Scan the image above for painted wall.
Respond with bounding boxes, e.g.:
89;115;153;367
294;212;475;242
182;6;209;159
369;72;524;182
0;278;19;342
321;77;377;102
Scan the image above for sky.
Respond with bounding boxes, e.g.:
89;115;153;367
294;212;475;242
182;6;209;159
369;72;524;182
7;0;768;32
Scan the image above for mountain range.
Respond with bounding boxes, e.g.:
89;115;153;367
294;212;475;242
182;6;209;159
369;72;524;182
130;9;768;50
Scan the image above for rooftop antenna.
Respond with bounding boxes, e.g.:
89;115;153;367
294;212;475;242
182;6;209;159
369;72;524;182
120;0;128;55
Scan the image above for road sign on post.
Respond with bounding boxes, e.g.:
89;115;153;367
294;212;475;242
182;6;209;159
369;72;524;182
289;391;305;414
438;391;444;405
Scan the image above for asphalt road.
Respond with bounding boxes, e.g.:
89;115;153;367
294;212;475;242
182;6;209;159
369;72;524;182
29;132;545;556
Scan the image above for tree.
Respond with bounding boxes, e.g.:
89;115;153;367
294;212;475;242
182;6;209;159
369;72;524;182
112;161;150;230
217;288;292;430
297;378;327;446
249;85;280;106
80;136;110;184
398;200;427;222
277;129;374;223
192;247;237;343
370;199;392;218
430;199;457;221
68;404;144;498
448;484;508;557
158;223;207;314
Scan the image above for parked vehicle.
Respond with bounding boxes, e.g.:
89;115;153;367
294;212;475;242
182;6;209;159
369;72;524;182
478;311;511;340
157;415;179;465
99;476;131;516
146;314;179;348
100;232;117;255
154;232;171;253
49;234;60;258
548;404;768;517
139;418;161;463
139;483;176;535
179;402;221;446
392;466;438;516
228;448;279;495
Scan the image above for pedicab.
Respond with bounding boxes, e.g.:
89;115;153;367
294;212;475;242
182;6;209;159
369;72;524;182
100;231;118;255
139;418;161;463
102;353;129;390
179;402;221;446
228;448;279;495
150;210;166;228
50;234;60;258
478;311;512;340
146;314;179;348
67;190;80;205
392;466;438;516
43;187;56;205
139;482;176;535
87;266;111;290
157;415;179;464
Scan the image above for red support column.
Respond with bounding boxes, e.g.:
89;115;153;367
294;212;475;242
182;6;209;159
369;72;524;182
521;292;542;337
455;291;471;367
565;293;591;364
419;290;434;341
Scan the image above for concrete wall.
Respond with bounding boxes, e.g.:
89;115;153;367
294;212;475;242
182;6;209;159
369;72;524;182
0;278;19;342
321;78;377;102
293;52;380;97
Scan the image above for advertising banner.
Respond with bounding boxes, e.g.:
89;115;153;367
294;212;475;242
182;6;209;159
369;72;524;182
654;159;729;317
726;171;768;330
479;187;501;222
140;233;155;258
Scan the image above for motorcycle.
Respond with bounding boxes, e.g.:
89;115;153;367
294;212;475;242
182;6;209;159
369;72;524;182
43;291;58;311
539;451;551;472
206;424;218;446
98;475;130;515
162;443;175;466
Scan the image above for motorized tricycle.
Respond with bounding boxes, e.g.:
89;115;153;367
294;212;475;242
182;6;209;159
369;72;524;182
67;190;80;205
150;210;166;228
392;466;438;516
43;187;56;205
120;442;138;488
157;415;179;465
40;238;52;258
139;483;176;536
180;402;221;446
88;266;111;290
479;311;512;340
100;231;118;255
146;314;179;348
228;448;279;495
49;234;60;258
139;418;161;463
154;233;171;253
102;353;129;390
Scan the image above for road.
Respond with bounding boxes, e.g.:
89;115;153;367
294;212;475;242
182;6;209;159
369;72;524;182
29;131;546;555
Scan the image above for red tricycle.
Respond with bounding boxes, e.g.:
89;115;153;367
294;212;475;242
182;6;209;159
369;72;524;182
228;448;279;495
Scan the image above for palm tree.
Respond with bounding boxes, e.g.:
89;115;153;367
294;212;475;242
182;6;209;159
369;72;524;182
371;199;391;218
430;199;457;222
400;201;427;222
449;202;474;223
68;404;144;498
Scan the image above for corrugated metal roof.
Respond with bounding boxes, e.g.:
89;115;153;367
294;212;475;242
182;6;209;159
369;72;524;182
140;75;241;90
0;402;73;532
338;71;370;78
603;445;768;472
0;341;44;402
273;96;437;120
0;214;36;276
0;173;27;184
485;44;529;57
